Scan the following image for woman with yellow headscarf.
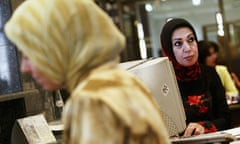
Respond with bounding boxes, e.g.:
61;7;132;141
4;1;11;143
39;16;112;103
5;0;170;143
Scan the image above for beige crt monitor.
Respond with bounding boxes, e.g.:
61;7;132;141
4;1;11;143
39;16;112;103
119;57;186;137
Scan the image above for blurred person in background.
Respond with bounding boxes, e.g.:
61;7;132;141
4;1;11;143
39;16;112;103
198;40;239;103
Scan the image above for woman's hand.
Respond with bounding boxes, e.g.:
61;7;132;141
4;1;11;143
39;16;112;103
183;122;205;137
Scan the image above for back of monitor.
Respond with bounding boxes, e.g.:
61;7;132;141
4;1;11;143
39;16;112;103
119;57;186;136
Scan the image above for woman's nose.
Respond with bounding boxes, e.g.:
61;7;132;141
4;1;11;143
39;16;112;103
183;42;191;52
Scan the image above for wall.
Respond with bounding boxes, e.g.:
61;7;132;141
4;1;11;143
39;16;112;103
147;0;240;57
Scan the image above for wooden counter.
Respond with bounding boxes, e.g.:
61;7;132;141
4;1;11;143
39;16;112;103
229;103;240;128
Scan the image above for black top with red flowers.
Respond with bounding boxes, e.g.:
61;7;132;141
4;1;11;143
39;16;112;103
177;64;231;133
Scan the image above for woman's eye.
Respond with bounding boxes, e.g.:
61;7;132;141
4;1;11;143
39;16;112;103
188;37;195;43
174;41;182;47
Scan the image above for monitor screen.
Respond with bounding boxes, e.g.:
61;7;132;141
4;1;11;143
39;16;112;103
0;0;22;95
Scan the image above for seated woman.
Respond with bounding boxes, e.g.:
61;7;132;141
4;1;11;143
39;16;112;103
160;18;231;137
198;40;239;100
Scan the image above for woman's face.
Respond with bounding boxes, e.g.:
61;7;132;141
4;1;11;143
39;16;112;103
21;55;61;91
205;47;217;67
171;27;198;67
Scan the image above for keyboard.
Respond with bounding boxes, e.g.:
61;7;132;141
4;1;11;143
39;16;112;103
170;132;236;144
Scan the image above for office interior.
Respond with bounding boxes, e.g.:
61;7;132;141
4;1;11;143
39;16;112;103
1;0;240;143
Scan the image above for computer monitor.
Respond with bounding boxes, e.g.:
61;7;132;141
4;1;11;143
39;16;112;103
0;0;22;95
119;57;186;137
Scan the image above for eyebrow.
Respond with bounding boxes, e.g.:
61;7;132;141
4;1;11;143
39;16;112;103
172;33;194;41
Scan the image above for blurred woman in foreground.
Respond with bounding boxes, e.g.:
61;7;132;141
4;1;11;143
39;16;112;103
5;0;170;143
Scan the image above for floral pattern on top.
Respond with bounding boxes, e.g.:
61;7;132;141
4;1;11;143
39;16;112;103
185;94;217;133
187;94;209;114
198;121;217;133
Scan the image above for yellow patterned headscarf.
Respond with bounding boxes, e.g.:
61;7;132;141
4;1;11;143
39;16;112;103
5;0;125;91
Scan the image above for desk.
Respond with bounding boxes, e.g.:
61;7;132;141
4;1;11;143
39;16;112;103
48;120;63;143
229;103;240;128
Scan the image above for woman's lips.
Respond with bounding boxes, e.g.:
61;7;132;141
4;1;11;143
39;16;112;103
184;55;194;61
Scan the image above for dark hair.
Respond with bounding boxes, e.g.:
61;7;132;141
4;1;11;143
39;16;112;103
160;18;198;60
198;40;219;64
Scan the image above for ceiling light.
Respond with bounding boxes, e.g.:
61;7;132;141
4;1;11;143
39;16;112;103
145;3;153;12
192;0;201;6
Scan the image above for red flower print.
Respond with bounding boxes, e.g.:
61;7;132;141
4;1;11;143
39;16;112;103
187;96;201;105
205;125;217;133
198;121;217;133
199;106;208;113
198;121;204;125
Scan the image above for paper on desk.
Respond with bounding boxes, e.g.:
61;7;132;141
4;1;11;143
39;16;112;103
48;121;64;131
17;114;57;144
230;140;240;144
223;127;240;139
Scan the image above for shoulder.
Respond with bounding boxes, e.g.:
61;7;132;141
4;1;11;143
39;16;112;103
91;69;147;94
215;65;231;77
67;68;152;106
199;64;225;90
215;65;227;69
91;68;136;83
215;65;227;71
200;64;217;74
199;64;221;82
